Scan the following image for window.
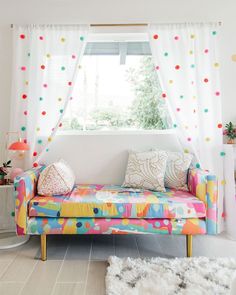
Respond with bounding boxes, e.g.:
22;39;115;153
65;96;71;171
62;35;171;132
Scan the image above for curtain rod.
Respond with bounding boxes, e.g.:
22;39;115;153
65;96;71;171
10;22;222;28
10;23;148;28
90;23;148;27
90;22;223;27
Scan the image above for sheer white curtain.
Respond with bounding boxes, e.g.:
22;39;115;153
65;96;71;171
10;25;89;168
148;23;224;231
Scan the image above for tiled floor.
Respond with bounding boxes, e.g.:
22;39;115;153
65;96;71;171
0;234;236;295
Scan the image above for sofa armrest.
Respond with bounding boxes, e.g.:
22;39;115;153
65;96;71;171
14;166;45;235
188;168;218;234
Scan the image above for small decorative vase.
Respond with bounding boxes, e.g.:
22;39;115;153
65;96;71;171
227;138;235;144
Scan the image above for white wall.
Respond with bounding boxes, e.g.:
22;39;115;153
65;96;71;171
0;0;236;181
0;25;12;163
43;133;181;184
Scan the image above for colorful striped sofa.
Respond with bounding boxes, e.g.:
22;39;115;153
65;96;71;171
14;166;218;261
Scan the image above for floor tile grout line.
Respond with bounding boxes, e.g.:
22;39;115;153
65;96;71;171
83;235;93;295
52;282;82;284
134;236;141;258
154;234;165;256
51;281;85;284
0;249;22;282
0;281;25;285
113;235;115;258
50;243;69;295
18;248;40;295
114;235;117;257
0;281;31;283
0;259;15;281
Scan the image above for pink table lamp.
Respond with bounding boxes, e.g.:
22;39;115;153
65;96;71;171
8;140;29;152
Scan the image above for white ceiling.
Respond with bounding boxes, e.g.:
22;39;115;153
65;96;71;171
0;0;233;25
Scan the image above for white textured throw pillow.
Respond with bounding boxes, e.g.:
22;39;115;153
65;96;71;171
164;151;193;190
122;150;168;192
38;160;75;195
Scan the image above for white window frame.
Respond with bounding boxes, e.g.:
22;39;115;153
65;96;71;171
57;129;176;136
58;26;173;136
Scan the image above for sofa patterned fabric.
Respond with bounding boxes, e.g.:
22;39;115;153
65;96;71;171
14;166;218;260
27;218;206;235
188;169;218;234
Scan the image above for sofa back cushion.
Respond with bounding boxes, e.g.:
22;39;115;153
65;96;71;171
38;160;75;195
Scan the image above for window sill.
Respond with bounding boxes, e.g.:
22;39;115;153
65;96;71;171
56;129;176;136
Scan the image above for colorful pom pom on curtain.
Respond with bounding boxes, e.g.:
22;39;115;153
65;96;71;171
10;24;89;168
148;23;224;232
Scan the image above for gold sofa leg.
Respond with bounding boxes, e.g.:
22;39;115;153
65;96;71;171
41;234;47;261
186;235;192;257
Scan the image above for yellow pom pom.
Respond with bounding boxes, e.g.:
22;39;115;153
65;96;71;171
221;180;226;186
231;54;236;62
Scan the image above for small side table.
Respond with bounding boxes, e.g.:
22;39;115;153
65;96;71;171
0;184;29;249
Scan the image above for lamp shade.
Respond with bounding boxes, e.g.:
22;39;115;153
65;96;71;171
8;141;29;151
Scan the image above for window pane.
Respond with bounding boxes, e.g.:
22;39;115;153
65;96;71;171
84;42;151;55
62;41;171;131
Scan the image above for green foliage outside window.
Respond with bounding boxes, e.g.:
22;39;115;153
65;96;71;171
62;56;170;131
127;56;170;129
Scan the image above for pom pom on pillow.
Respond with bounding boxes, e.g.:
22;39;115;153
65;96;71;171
38;160;75;195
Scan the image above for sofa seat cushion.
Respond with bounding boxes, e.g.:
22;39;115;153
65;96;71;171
29;184;206;219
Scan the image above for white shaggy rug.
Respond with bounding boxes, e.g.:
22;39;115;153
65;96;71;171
106;256;236;295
